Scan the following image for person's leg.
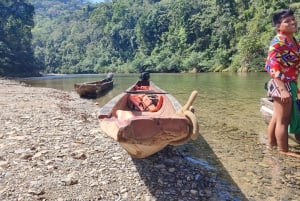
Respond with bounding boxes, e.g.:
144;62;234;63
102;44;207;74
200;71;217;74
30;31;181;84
267;115;277;147
272;98;300;158
273;97;291;152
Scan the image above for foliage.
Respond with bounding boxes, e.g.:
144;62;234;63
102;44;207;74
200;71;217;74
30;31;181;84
2;0;300;76
0;0;39;77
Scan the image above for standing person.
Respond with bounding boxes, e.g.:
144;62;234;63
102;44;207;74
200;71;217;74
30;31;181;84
265;9;300;158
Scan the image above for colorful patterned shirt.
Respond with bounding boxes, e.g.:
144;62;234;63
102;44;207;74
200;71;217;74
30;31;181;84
265;34;300;83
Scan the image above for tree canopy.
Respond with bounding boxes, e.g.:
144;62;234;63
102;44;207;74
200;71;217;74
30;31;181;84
2;0;300;76
0;0;39;77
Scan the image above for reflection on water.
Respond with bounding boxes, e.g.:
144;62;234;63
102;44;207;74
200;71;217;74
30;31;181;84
22;72;300;200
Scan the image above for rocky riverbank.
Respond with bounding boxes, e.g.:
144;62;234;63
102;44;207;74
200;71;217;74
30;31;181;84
0;78;245;201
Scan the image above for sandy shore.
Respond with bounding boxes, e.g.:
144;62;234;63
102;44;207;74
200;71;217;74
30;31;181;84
0;78;246;201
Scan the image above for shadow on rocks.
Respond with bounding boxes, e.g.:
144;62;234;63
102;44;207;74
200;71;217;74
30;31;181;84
132;134;248;201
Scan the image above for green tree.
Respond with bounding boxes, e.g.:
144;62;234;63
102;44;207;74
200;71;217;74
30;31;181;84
28;0;300;74
0;0;38;76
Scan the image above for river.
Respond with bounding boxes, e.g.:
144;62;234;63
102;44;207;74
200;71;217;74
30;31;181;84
22;72;300;201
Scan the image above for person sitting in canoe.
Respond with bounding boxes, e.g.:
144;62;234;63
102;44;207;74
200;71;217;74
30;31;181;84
134;72;150;90
104;72;113;82
128;72;163;112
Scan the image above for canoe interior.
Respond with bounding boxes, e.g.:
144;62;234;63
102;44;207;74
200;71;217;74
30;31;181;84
98;81;182;119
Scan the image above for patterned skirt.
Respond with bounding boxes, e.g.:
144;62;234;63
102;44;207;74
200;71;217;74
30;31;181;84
266;79;291;98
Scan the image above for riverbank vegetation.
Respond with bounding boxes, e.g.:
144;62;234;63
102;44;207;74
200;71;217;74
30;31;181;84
0;0;39;77
1;0;300;76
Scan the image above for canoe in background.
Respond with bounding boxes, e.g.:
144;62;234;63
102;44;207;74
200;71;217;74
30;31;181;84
260;97;273;124
74;76;113;98
97;73;199;158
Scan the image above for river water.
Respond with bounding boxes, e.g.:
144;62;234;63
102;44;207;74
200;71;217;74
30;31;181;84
22;73;300;201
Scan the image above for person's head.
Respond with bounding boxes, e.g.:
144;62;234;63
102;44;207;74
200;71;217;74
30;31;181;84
106;72;113;79
140;71;150;81
272;9;295;26
272;9;297;34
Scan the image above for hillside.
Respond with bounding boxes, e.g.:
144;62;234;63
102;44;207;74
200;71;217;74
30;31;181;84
30;0;300;74
3;0;300;76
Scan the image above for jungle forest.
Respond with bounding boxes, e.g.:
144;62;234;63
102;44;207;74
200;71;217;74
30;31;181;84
1;0;300;77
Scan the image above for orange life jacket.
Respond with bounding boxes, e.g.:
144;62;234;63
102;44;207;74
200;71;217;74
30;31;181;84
128;94;163;112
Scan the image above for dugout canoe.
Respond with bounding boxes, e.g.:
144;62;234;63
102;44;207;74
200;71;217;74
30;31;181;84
74;78;113;98
97;74;199;158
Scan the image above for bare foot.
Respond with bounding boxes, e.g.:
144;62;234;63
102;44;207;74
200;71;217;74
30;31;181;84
279;150;300;158
267;144;277;150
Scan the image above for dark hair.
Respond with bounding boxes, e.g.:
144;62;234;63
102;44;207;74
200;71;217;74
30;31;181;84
272;9;294;26
140;71;150;81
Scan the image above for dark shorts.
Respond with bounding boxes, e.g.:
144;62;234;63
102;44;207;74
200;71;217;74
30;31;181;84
266;79;291;98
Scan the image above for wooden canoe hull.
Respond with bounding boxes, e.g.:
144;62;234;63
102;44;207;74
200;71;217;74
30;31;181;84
97;81;199;158
99;116;191;158
260;97;273;124
74;79;113;98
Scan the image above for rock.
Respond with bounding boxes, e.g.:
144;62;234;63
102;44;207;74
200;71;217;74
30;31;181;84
62;172;79;186
0;161;9;169
28;181;45;195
